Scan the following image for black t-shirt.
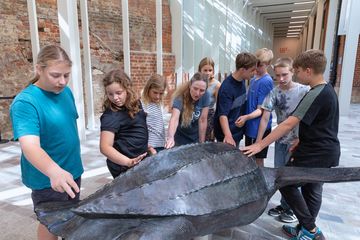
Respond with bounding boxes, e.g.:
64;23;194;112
100;107;148;159
291;83;340;168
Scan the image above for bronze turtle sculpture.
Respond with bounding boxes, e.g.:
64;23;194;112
36;142;360;239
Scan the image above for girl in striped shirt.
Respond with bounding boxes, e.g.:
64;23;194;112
141;74;167;155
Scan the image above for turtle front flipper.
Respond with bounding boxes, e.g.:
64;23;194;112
270;167;360;189
118;217;196;240
66;216;195;240
36;201;196;240
35;201;142;240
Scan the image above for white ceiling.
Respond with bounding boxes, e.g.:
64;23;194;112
247;0;317;38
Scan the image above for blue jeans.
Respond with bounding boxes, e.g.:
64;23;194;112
274;142;292;210
274;141;292;168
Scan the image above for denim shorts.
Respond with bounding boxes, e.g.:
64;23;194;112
31;177;81;210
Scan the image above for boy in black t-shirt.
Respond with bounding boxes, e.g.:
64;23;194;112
242;50;339;240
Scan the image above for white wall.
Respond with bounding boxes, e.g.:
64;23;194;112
170;0;273;79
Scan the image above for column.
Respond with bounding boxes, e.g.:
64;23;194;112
306;15;314;49
302;25;308;51
156;0;163;75
121;0;131;76
338;0;360;115
57;0;86;140
313;0;324;49
323;0;339;81
169;0;183;85
27;0;40;70
80;0;95;130
183;0;195;76
194;0;204;70
203;0;214;61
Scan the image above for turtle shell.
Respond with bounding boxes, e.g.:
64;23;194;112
74;142;269;217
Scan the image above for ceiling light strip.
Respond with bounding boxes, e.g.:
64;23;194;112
292;9;311;12
294;1;315;5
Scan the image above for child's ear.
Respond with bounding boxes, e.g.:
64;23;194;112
35;64;43;75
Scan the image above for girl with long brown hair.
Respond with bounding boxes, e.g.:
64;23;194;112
165;72;210;148
100;69;148;178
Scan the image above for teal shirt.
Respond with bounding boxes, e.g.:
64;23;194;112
10;85;84;190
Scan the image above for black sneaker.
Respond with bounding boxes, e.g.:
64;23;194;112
268;205;285;217
280;209;298;223
282;224;301;238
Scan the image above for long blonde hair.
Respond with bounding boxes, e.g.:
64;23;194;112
141;74;167;106
29;45;72;85
102;69;140;119
172;72;208;127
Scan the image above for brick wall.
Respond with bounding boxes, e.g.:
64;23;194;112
353;36;360;102
0;0;175;139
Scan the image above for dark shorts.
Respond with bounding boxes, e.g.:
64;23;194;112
154;147;165;153
107;159;129;178
31;177;81;210
245;128;271;159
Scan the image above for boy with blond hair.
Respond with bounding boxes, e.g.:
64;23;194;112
235;48;274;166
257;57;309;223
242;50;339;240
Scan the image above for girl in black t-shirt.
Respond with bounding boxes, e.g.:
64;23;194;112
100;69;148;178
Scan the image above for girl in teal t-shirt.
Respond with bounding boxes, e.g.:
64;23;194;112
10;45;83;240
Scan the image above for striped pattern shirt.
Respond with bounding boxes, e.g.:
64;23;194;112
142;102;166;148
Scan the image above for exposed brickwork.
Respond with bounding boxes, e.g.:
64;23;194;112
130;52;175;111
353;36;360;102
0;0;174;139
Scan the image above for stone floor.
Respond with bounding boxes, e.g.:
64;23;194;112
1;104;360;240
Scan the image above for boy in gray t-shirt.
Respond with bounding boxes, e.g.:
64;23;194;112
256;57;309;223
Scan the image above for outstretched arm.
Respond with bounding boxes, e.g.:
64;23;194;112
100;131;147;167
219;115;236;146
235;108;263;127
198;107;209;143
256;110;271;142
19;135;79;198
165;108;180;148
242;116;300;157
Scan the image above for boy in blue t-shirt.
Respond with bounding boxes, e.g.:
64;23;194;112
213;52;257;147
235;48;274;166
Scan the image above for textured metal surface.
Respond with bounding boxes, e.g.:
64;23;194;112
35;142;360;240
75;143;266;217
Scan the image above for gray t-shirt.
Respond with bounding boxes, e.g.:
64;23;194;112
172;91;210;145
207;79;220;110
261;82;309;144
